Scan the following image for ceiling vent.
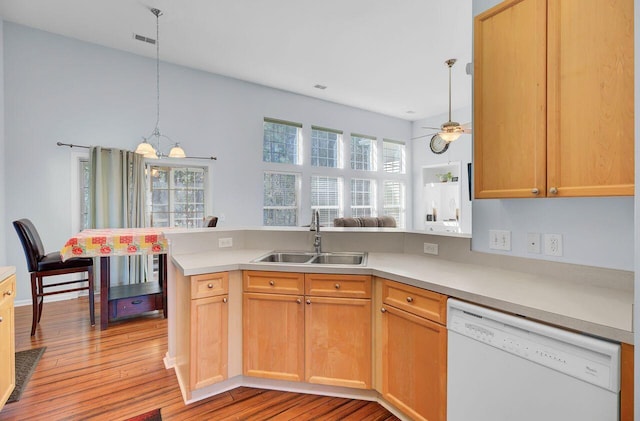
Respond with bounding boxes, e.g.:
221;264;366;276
133;33;156;45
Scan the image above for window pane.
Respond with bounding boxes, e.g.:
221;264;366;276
351;136;376;171
263;120;300;164
383;180;405;228
264;172;299;226
311;128;340;168
351;178;375;218
383;140;406;173
311;176;342;226
149;166;207;228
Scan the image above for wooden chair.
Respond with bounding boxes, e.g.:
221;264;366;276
13;218;95;335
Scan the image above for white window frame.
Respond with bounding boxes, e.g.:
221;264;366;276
147;164;209;228
350;134;377;171
383;139;406;174
263;118;303;165
310;175;343;226
383;180;406;228
350;178;376;218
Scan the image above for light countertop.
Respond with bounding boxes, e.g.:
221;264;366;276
0;266;16;282
171;249;633;344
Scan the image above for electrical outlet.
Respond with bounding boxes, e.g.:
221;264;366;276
489;230;511;251
218;237;233;248
423;242;439;255
527;232;541;254
544;234;563;256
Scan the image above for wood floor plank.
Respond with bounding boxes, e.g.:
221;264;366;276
2;297;400;421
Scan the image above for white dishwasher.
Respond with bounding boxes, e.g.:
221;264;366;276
447;299;620;421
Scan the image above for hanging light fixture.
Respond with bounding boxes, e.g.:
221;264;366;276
135;8;186;159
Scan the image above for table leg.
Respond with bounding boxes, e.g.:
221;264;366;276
100;256;110;330
159;253;167;318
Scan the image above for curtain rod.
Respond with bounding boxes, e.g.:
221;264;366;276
56;142;217;160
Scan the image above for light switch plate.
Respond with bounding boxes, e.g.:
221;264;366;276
218;237;233;248
489;230;511;251
423;242;439;255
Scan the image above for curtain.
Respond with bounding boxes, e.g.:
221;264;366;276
89;146;148;285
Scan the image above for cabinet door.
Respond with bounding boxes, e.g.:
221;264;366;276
0;291;15;409
305;296;371;389
190;294;228;390
382;305;447;421
547;0;634;197
474;0;547;199
243;292;304;382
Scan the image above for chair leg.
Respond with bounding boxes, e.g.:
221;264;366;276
88;267;95;326
30;273;39;336
37;275;44;323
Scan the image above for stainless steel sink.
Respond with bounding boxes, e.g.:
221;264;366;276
252;251;367;266
254;251;316;263
309;252;366;265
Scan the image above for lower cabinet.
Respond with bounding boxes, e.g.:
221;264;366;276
176;271;229;397
381;279;447;421
243;271;305;382
0;274;16;411
242;271;372;389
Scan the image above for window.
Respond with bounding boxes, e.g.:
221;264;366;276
149;166;206;228
263;172;300;226
383;139;406;173
351;178;376;217
383;181;405;228
350;134;376;171
311;175;343;226
263;118;302;164
311;126;342;168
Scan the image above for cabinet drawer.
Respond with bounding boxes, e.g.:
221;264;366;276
305;274;372;299
191;272;229;299
0;275;15;307
109;293;162;318
243;271;304;295
382;279;446;324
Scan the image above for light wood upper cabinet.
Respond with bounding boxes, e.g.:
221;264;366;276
0;274;16;411
474;0;634;199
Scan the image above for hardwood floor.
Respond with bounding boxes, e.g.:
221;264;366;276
1;297;399;421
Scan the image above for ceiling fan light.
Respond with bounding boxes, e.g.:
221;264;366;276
439;131;462;142
169;143;186;158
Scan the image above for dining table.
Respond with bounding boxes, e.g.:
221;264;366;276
61;227;169;330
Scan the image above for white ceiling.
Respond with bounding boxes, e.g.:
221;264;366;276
0;0;473;121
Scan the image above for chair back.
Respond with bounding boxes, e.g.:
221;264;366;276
13;218;46;272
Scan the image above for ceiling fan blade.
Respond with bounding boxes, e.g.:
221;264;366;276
411;133;436;140
421;126;441;130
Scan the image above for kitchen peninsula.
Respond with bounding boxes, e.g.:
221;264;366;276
164;227;633;419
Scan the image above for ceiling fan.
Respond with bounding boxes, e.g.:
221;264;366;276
414;58;472;153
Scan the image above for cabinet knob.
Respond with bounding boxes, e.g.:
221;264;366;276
207;283;213;289
334;283;341;289
406;296;414;303
4;290;12;296
549;187;558;195
0;316;2;322
296;298;302;304
306;299;311;305
380;307;387;313
269;280;275;286
223;297;228;303
531;188;539;195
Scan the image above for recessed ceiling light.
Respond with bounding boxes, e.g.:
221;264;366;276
406;110;416;114
314;84;327;90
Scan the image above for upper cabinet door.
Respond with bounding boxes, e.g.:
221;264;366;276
474;0;547;199
547;0;634;197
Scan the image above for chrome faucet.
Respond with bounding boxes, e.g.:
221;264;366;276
312;210;322;254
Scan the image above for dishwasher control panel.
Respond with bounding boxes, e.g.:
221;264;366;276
448;299;620;392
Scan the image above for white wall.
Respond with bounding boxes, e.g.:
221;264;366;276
0;20;5;265
2;22;411;301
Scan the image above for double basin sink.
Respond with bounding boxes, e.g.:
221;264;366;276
253;251;367;266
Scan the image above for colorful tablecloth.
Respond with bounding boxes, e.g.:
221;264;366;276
61;228;169;261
